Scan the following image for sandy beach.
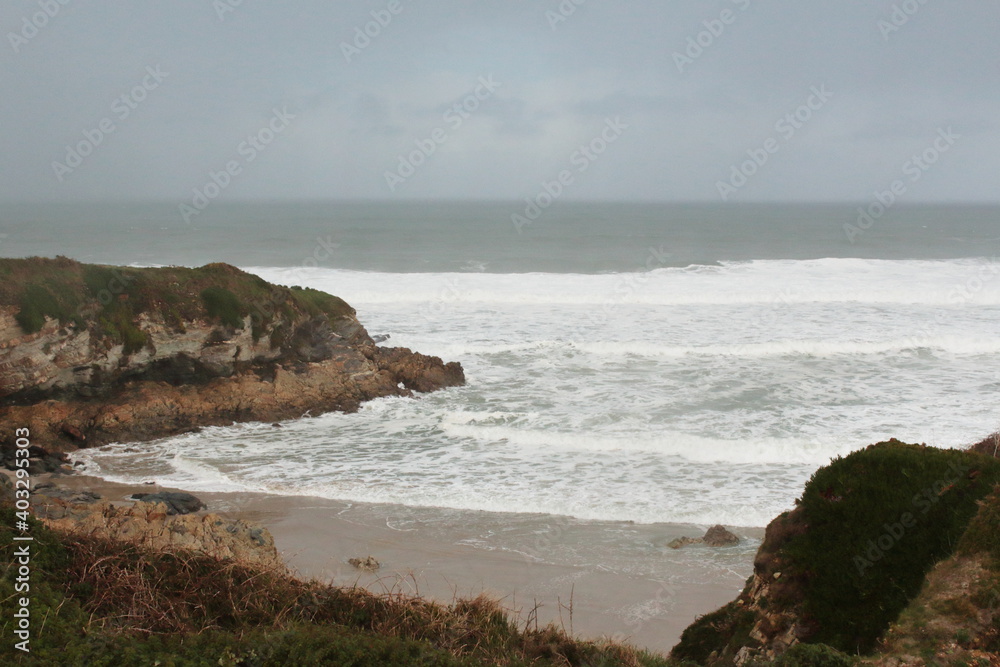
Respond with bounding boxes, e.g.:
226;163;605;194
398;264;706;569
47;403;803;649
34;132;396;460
47;472;763;654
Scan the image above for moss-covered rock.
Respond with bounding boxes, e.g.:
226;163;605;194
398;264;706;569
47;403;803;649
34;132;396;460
0;257;363;404
671;440;1000;664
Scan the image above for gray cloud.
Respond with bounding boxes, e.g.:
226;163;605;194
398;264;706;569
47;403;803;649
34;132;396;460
1;0;997;203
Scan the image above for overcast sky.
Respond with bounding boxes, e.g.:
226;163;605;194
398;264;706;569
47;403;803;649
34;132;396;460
2;1;998;203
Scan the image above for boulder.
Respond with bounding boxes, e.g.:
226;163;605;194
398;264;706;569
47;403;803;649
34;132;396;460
703;524;740;547
667;525;740;549
132;491;206;515
668;536;702;549
33;484;101;504
348;555;381;572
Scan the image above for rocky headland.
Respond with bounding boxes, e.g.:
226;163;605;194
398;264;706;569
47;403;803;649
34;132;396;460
0;257;464;459
670;436;1000;666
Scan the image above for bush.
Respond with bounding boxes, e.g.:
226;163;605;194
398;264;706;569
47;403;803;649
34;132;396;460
15;284;69;333
783;442;1000;653
1;497;669;667
958;486;1000;562
97;305;148;355
290;285;354;321
774;643;855;667
671;603;758;665
201;286;245;329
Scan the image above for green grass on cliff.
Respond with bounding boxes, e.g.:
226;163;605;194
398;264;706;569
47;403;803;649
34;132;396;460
1;257;355;344
200;285;246;329
0;503;670;667
672;441;1000;662
787;442;1000;653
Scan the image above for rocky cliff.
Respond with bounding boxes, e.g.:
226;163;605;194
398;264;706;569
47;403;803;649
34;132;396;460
0;257;464;451
670;439;1000;666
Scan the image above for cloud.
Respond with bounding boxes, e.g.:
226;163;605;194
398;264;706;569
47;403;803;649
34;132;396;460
1;1;998;202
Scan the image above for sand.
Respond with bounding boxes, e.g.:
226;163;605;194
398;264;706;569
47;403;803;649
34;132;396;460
41;472;764;655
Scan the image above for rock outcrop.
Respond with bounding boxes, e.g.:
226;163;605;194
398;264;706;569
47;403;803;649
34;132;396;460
667;524;740;549
131;491;206;515
670;441;1000;665
31;485;283;569
0;258;464;451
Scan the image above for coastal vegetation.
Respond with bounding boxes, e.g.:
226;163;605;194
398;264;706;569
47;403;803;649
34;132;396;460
1;256;355;341
671;439;1000;665
0;502;668;666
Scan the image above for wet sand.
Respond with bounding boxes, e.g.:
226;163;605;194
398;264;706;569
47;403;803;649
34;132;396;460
44;473;763;654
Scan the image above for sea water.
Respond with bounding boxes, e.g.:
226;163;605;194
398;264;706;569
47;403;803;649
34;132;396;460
5;201;1000;528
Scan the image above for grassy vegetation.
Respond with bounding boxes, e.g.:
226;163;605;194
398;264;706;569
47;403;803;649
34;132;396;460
783;442;1000;653
672;441;1000;663
1;257;358;354
0;503;671;666
200;286;246;329
14;284;72;333
671;602;757;665
862;485;1000;664
958;485;1000;564
290;284;354;321
771;643;855;666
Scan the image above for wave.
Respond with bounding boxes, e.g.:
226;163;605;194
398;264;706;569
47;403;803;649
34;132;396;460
430;336;1000;359
438;415;845;465
245;258;1000;307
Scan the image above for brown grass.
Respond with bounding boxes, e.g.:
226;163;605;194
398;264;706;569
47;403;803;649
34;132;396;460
56;533;662;666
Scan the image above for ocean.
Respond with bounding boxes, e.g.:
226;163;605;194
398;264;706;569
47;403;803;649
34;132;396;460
4;200;1000;529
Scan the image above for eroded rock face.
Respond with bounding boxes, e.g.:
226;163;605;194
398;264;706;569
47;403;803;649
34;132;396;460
0;308;363;403
1;346;464;450
35;495;283;570
0;262;465;451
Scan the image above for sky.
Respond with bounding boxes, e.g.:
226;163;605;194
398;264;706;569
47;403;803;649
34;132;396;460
1;1;998;204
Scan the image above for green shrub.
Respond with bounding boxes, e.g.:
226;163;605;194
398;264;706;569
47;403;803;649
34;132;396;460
783;442;1000;653
671;603;758;665
15;284;68;333
290;285;353;320
201;286;245;329
1;498;669;667
97;305;148;355
957;486;1000;563
774;643;855;667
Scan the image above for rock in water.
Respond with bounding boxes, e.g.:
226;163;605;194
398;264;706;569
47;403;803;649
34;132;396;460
667;536;702;549
132;491;206;515
348;555;381;572
703;524;740;547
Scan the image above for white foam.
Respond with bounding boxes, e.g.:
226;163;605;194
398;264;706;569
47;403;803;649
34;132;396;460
428;336;1000;359
72;259;1000;527
247;258;1000;307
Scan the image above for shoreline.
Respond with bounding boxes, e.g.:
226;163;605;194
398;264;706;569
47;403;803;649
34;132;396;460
45;471;763;654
